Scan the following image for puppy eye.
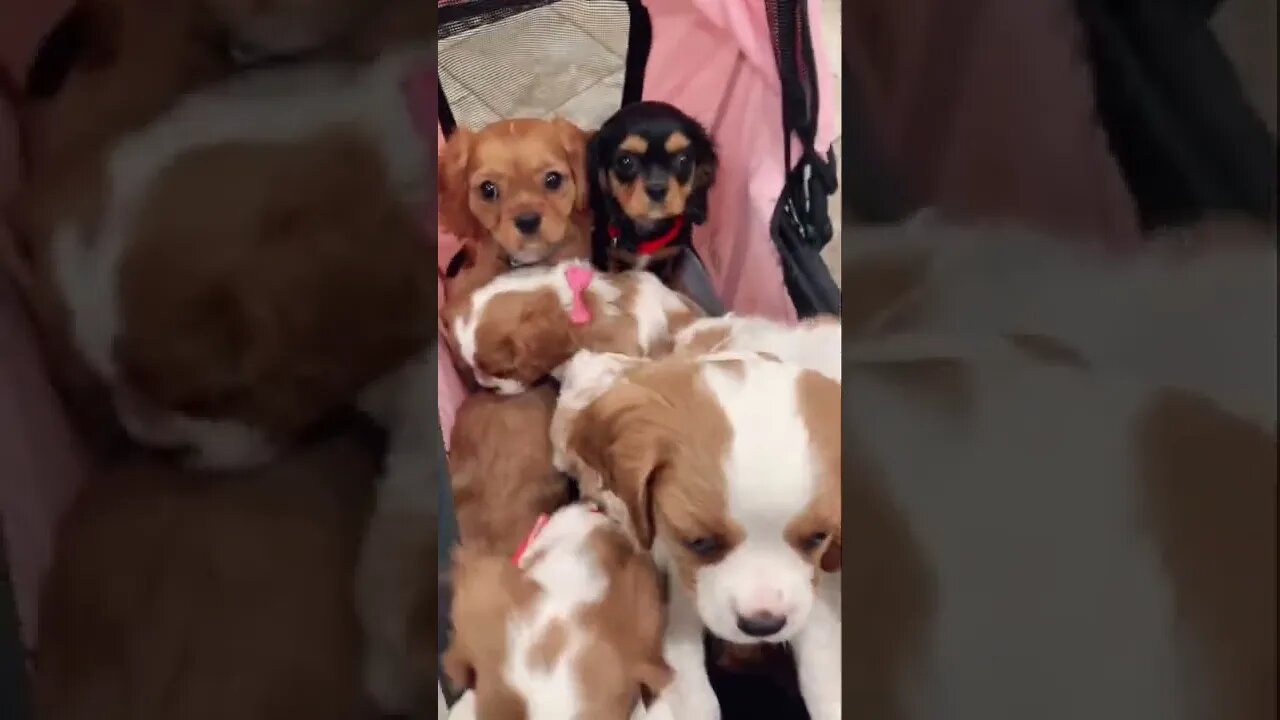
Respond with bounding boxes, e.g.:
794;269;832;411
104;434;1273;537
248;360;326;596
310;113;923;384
684;536;723;558
544;171;563;190
801;532;829;551
478;181;498;201
673;153;692;173
614;154;636;174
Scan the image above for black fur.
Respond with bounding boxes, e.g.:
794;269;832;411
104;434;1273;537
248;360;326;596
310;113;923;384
587;101;718;279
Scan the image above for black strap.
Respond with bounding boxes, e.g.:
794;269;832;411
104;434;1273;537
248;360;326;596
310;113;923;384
766;0;840;317
621;0;652;106
1074;0;1276;228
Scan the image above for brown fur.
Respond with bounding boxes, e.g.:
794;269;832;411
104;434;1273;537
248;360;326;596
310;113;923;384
448;385;570;557
438;117;591;265
1136;389;1277;720
565;356;719;549
443;520;671;718
794;370;843;573
115;129;433;438
449;269;701;391
565;356;841;593
32;433;377;720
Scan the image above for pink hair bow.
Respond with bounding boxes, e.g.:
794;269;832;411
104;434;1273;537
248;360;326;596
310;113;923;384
566;265;594;325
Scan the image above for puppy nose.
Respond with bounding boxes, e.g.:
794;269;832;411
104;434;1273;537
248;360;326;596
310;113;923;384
514;213;542;235
644;181;667;202
736;612;786;638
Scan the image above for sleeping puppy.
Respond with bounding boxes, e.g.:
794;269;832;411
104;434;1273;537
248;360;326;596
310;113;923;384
444;259;703;395
443;502;675;720
555;352;842;720
24;47;434;469
588;101;718;285
439;117;593;270
448;385;572;557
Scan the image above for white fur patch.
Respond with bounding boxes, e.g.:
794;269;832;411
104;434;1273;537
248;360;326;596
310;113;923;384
505;504;613;719
692;360;822;645
674;314;841;381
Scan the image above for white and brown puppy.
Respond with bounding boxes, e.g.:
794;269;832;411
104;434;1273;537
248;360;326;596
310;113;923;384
443;502;675;720
556;352;843;720
445;259;703;395
844;214;1278;427
672;313;841;381
28;45;433;469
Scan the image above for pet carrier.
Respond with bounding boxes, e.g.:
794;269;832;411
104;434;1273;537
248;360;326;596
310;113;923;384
434;0;839;714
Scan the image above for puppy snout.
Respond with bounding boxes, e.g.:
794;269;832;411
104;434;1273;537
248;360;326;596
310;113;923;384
514;212;542;235
643;180;667;202
736;612;786;638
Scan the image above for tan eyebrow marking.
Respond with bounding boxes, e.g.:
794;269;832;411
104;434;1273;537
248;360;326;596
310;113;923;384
620;135;648;154
664;132;690;154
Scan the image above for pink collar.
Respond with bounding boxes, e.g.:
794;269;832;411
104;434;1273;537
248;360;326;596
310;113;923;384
511;503;603;567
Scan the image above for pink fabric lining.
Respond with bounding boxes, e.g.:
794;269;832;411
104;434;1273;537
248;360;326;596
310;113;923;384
435;0;838;446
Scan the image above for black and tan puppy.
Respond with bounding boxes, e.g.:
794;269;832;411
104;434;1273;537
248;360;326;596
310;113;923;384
588;101;718;286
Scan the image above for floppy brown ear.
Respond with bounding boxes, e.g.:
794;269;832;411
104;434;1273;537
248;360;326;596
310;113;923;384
508;293;577;382
820;528;842;573
438;128;485;240
571;384;673;548
552;117;590;212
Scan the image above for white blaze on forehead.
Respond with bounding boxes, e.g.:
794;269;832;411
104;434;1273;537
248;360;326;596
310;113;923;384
504;505;613;719
701;360;818;523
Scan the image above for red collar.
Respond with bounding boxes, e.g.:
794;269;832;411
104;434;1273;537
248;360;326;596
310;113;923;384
608;215;686;256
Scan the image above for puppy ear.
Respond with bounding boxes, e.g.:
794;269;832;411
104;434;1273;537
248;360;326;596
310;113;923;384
507;292;576;383
571;384;673;548
438;128;485;240
820;529;842;573
586;127;612;195
687;122;719;225
552;117;590;212
625;553;675;700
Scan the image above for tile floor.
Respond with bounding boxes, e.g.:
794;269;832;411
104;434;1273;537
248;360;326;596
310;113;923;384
438;0;844;285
